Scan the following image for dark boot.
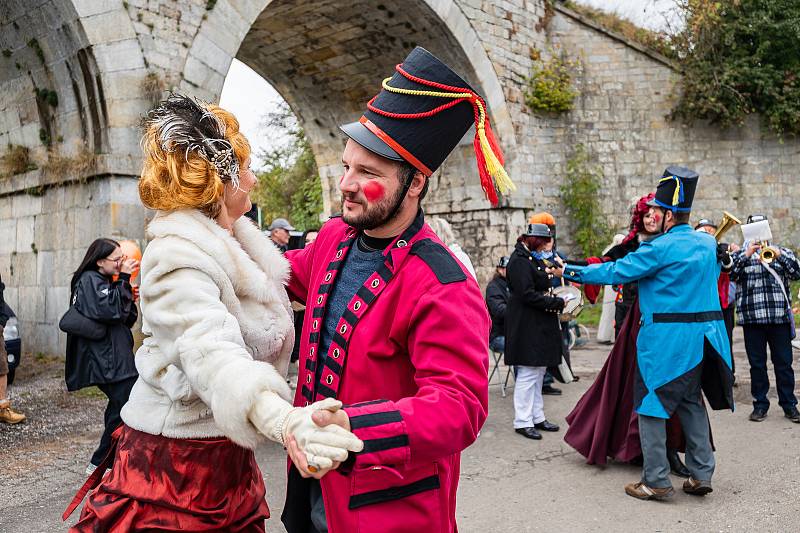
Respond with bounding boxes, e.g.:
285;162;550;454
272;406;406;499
667;449;691;478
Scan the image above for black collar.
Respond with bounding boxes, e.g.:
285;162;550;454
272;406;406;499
357;233;395;252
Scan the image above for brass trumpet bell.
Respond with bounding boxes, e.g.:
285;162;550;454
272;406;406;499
714;211;742;242
760;243;778;264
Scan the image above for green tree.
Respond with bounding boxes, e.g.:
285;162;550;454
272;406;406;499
251;103;323;231
560;144;612;257
670;0;800;138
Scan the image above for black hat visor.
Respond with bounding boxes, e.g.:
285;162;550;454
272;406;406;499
340;121;404;163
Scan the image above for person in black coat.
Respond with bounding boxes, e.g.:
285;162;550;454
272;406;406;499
64;238;139;473
505;224;565;440
486;256;510;353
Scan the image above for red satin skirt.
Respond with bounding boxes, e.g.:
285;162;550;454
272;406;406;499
69;425;270;532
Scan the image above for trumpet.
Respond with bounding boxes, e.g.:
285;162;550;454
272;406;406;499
759;241;779;264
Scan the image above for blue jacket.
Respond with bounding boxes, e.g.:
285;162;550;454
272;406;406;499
564;224;733;418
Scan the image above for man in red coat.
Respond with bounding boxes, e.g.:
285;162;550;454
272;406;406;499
281;47;513;533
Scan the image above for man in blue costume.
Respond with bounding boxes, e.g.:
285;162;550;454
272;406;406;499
551;167;734;500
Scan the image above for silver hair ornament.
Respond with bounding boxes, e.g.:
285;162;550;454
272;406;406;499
146;94;241;187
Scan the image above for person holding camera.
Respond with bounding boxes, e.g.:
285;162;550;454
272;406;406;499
64;238;140;474
729;214;800;423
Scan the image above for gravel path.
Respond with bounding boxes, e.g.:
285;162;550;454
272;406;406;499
3;329;800;532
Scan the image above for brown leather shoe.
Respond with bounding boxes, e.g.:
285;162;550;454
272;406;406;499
624;481;674;501
0;400;26;424
683;477;713;496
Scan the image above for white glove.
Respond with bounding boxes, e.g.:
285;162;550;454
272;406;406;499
249;393;363;469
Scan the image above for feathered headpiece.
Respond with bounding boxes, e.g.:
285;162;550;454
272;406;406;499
143;94;240;187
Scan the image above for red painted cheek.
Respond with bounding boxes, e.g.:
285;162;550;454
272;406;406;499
362;181;385;203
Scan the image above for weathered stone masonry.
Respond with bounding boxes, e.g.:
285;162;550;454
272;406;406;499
1;0;798;354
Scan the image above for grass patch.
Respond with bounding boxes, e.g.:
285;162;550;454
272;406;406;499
34;352;60;364
74;386;105;400
577;286;604;328
42;144;97;179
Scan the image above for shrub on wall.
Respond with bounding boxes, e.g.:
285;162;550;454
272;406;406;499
670;0;800;138
560;144;611;257
524;48;580;115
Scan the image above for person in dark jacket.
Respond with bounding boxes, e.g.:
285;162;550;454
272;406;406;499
505;224;565;440
486;256;510;353
64;238;139;473
0;274;26;424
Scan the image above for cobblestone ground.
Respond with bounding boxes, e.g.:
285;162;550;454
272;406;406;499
2;328;799;532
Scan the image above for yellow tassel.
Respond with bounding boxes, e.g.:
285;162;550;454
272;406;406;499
658;176;681;206
476;101;516;195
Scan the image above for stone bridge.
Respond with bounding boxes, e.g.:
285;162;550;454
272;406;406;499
1;0;798;354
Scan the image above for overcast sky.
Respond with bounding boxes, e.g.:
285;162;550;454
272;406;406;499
220;0;679;169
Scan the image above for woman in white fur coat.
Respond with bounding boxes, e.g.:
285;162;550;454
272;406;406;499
66;95;362;532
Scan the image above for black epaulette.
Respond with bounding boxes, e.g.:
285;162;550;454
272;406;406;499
409;239;467;284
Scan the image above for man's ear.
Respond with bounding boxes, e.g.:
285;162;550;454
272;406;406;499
406;171;427;199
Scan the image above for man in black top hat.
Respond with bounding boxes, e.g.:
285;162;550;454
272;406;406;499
281;46;513;533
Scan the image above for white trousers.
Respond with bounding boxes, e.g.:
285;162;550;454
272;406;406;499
513;366;547;428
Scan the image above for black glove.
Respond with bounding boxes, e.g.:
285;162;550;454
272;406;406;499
717;243;733;269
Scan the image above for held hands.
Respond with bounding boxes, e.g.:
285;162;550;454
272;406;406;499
286;408;355;479
546;264;565;278
283;398;362;478
250;394;363;479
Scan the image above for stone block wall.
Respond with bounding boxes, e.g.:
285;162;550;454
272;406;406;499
2;0;799;355
0;175;146;355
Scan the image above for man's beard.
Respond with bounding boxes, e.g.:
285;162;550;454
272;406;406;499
341;185;405;231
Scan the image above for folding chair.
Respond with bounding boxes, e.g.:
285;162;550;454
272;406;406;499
489;350;515;398
488;349;503;383
502;365;515;397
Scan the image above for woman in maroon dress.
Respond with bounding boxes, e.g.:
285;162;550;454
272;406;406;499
564;194;692;475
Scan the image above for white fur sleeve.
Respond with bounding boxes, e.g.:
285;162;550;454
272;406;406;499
145;267;292;449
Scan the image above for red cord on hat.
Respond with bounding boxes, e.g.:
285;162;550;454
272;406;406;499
366;64;515;206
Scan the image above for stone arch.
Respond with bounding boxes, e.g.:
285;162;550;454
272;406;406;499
179;0;516;215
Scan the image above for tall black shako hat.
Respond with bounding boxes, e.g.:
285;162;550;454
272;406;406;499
646;166;699;212
340;47;514;206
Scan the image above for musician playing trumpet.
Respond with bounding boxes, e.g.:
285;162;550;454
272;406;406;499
729;214;800;424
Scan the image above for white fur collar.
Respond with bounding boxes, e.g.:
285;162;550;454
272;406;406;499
146;209;290;304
